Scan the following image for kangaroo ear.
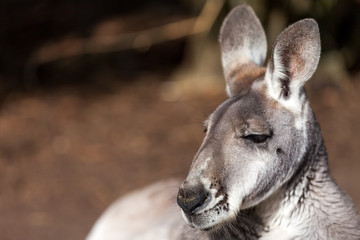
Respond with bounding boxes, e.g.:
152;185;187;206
265;19;320;112
219;4;267;97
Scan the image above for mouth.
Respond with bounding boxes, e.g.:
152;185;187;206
191;193;212;213
182;193;232;230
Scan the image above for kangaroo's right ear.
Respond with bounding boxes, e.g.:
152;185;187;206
219;4;267;97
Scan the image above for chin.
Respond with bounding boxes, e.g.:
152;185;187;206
181;203;237;231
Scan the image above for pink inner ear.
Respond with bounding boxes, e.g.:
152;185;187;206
290;56;306;79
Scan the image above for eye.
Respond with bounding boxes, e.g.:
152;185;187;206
243;134;269;143
203;128;208;133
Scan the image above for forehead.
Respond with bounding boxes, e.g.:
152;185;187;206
209;87;268;128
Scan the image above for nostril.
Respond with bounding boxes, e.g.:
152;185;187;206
177;186;209;215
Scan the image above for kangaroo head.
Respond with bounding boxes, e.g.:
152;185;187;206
177;5;320;230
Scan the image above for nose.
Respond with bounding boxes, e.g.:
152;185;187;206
177;183;209;215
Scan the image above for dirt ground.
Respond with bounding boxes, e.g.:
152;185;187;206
0;74;359;240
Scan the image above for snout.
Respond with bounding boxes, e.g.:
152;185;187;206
177;183;210;215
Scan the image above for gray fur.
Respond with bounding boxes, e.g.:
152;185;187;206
177;4;360;239
87;4;360;240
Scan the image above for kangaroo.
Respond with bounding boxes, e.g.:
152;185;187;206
87;5;360;240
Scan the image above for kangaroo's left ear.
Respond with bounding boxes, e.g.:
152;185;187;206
265;19;320;112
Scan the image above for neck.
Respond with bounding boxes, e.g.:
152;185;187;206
253;117;331;237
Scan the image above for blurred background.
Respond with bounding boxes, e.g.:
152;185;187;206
0;0;359;239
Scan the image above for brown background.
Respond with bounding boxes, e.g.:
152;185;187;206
0;0;359;239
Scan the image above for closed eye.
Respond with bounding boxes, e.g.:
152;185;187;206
243;134;270;143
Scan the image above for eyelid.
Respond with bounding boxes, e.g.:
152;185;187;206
242;133;270;139
243;131;270;137
243;118;271;136
243;127;272;137
242;134;270;144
